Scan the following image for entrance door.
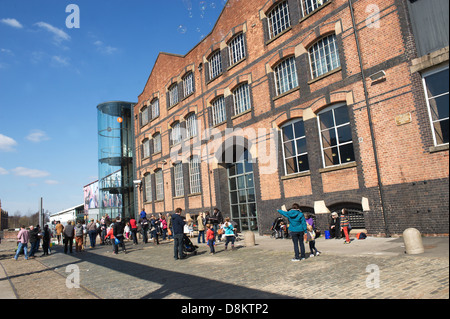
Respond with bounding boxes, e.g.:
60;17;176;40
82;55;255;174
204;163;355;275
227;149;258;232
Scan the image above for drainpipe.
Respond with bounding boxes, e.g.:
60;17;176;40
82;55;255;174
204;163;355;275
348;0;390;237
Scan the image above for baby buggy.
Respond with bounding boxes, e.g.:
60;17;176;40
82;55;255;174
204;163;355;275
183;234;198;255
270;217;288;239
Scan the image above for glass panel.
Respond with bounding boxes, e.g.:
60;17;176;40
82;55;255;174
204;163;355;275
282;124;294;141
241;219;249;231
284;140;296;157
247;188;255;203
231;205;239;219
434;119;449;145
229;177;237;191
429;95;449;121
425;69;449;98
297;154;310;172
240;204;248;217
324;147;339;166
230;191;238;204
246;174;254;188
228;164;236;176
237;176;245;189
249;218;258;231
233;218;242;232
321;129;336;148
285;157;298;174
248;203;257;217
296;138;307;154
319;110;334;130
294;120;305;137
236;162;244;175
337;125;353;144
339;143;355;163
334;105;350;126
239;190;247;203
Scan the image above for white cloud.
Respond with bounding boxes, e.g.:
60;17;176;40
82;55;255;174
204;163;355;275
35;21;70;43
1;48;14;56
0;167;9;175
94;40;118;55
0;133;17;151
45;180;59;185
26;130;50;142
51;55;70;67
12;167;50;178
0;18;23;29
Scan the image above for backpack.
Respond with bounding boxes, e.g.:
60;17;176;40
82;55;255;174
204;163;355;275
356;232;367;239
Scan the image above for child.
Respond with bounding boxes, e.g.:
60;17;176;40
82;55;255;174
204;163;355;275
124;222;131;240
206;224;215;254
188;220;194;238
306;224;320;257
279;221;287;239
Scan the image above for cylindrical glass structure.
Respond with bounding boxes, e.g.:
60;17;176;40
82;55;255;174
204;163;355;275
97;101;135;219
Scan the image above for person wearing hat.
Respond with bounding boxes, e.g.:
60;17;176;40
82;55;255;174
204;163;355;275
277;203;307;261
329;212;341;239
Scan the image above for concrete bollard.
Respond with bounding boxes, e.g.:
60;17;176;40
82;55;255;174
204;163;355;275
403;228;424;254
244;231;256;247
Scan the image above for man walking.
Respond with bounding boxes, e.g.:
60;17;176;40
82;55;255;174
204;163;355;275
172;207;186;260
63;221;75;254
14;225;29;261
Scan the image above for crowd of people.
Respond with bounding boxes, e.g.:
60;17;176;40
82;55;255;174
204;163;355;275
12;205;351;263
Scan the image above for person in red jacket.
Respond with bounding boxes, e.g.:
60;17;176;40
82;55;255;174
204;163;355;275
206;224;215;255
129;217;138;245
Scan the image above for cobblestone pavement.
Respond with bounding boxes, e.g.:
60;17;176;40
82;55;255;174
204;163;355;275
0;235;448;300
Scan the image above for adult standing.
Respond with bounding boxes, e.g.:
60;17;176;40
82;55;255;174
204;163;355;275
63;221;75;254
222;217;236;251
129;216;138;244
212;208;223;240
41;225;52;256
150;215;160;245
28;225;40;259
112;217;127;254
160;214;168;241
172;207;186;260
87;219;97;248
74;220;84;253
139;215;149;244
197;212;206;244
55;221;64;245
140;208;147;220
14;225;29;261
278;203;307;261
166;213;173;240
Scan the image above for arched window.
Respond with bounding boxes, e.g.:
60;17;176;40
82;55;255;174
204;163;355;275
233;83;252;116
153;133;162;154
268;1;291;39
274;56;299;95
228;33;246;65
309;34;340;79
186;113;198;138
189;156;201;194
155;169;164;201
211;96;227;126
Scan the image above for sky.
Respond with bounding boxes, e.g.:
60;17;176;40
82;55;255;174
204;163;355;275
0;0;227;215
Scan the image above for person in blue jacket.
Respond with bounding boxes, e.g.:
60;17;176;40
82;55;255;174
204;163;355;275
278;203;307;261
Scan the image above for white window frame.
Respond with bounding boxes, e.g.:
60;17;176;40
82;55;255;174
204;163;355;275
274;56;299;96
171;121;182;145
141;106;149;126
174;163;184;197
189;156;202;194
281;119;309;176
209;51;223;80
268;1;291;40
422;65;449;147
300;0;328;17
317;103;355;168
151;98;159;120
186;113;197;139
169;84;179;107
228;33;246;66
144;173;152;202
309;34;340;79
183;72;194;97
155;169;164;201
212;96;227;126
233;83;251;116
153;133;162;154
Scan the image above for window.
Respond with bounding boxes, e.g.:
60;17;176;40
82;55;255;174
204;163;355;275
281;119;310;175
318;103;355;167
142;139;150;159
233;83;251;115
300;0;329;17
186;113;197;139
309;34;340;79
169;84;179;107
209;51;223;80
274;56;299;95
153;133;162;154
228;33;246;65
268;1;291;39
155;169;164;201
174;163;184;197
141;106;149;126
423;66;449;146
189;156;202;194
212;96;227;126
151;99;159;119
144;173;152;202
171;121;182;145
183;72;195;97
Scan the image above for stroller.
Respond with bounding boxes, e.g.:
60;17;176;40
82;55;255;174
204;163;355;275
182;234;198;256
270;217;288;239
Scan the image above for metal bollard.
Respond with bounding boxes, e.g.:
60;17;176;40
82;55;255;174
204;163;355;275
244;231;256;247
403;228;424;254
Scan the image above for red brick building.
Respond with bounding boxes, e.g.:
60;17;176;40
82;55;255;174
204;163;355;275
133;0;449;236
